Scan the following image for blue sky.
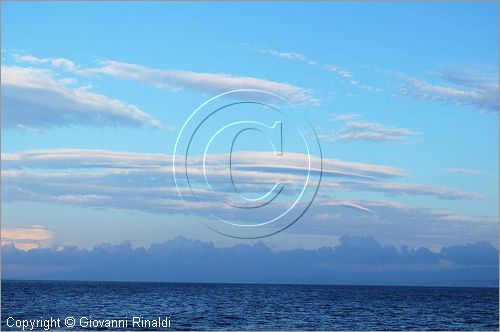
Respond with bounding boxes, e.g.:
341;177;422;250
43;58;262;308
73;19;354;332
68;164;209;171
1;2;498;252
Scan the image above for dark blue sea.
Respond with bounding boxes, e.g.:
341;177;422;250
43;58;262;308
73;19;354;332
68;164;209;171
1;280;498;330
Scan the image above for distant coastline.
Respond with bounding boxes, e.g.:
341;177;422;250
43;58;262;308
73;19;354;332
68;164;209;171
2;279;499;289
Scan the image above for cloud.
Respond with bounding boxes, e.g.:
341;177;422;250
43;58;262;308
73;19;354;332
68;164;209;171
315;199;375;214
2;235;498;286
1;149;485;216
324;64;353;78
254;47;319;66
2;149;169;169
250;48;380;93
14;53;318;104
442;241;499;265
305;199;498;250
13;53;76;71
2;170;496;250
1;66;161;129
204;151;403;179
256;48;307;61
3;168;485;218
0;149;405;217
447;168;490;176
399;68;499;113
324;65;382;92
339;181;487;201
331;113;360;121
0;147;407;217
1;148;493;250
83;61;318;105
322;115;418;143
337;121;418;142
1;226;54;251
2;148;404;178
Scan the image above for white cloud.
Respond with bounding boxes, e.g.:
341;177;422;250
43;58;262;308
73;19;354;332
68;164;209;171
257;48;307;61
2;149;404;179
340;181;488;201
325;65;353;78
2;149;169;169
331;113;360;121
2;66;161;129
399;68;499;113
2;148;495;249
321;115;418;143
447;168;490;176
0;148;403;217
324;64;381;92
1;225;54;251
84;61;318;105
336;120;418;142
14;53;318;104
1;148;486;219
252;48;380;93
203;151;404;179
13;53;76;71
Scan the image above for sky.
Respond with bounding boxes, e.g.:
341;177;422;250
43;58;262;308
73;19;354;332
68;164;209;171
1;0;499;267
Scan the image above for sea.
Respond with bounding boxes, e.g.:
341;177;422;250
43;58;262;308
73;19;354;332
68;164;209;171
1;280;498;330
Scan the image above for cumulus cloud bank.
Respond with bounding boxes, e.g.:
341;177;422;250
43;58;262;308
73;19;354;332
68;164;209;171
2;235;498;287
1;225;54;251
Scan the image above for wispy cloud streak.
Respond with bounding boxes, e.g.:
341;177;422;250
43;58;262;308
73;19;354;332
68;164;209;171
2;66;161;129
399;68;498;113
